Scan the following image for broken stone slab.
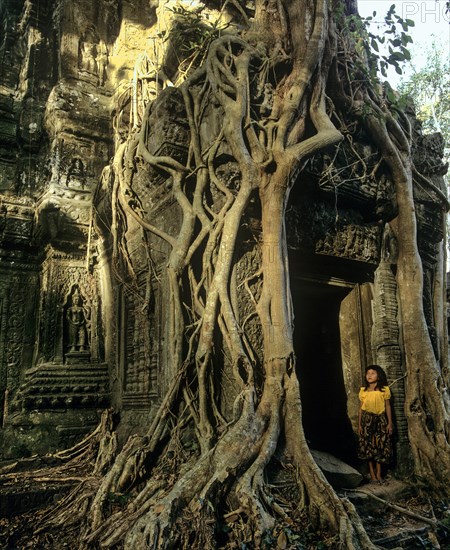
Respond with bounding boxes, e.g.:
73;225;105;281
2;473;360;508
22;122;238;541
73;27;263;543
311;449;363;489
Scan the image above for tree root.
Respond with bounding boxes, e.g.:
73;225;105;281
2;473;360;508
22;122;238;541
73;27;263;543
339;498;380;550
283;370;378;549
0;411;116;540
83;479;166;548
71;381;380;549
35;479;100;533
89;434;149;531
0;410;114;485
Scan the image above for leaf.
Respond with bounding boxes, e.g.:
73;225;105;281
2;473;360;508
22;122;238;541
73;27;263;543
390;51;405;61
401;47;411;61
395;65;403;75
371;39;379;52
405;18;415;27
386;87;396;103
277;530;287;549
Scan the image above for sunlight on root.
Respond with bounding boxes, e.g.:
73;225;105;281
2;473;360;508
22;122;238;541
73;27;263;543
340;498;379;550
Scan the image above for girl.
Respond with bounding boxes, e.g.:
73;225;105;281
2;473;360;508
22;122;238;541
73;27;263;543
358;365;393;483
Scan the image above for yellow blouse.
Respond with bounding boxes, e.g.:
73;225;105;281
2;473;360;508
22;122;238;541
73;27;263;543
359;386;391;415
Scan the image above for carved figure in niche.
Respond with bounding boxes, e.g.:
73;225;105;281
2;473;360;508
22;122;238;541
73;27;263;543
66;288;90;353
67;158;86;189
80;41;98;73
79;27;100;75
381;223;398;263
96;40;108;86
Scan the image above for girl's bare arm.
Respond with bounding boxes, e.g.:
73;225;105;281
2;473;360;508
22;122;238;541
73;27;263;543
385;399;393;435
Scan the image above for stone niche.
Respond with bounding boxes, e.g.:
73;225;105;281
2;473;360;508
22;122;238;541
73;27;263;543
1;248;110;458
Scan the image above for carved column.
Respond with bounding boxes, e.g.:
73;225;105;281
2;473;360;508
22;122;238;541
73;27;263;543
0;197;39;428
371;225;410;473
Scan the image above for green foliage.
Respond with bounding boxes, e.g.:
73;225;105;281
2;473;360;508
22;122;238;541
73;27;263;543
161;1;229;73
398;37;450;146
363;4;414;78
337;4;414;86
398;37;450;247
107;491;132;505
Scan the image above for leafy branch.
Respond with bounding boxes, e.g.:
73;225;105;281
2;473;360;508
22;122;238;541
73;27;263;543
339;4;414;81
364;4;414;77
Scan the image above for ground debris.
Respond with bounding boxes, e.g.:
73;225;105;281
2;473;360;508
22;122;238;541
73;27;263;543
1;486;449;549
344;482;450;549
1;440;449;550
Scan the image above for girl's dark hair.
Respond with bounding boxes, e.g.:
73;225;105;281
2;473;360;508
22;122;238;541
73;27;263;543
364;365;388;391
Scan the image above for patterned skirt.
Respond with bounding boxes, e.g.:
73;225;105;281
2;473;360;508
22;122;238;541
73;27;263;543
358;410;392;464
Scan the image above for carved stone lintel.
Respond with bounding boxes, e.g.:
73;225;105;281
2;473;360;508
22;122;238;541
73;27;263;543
286;199;382;264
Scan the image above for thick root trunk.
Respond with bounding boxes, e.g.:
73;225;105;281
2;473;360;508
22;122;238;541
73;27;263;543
80;370;377;549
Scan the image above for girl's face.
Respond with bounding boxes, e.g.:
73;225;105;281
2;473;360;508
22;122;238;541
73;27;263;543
366;369;379;384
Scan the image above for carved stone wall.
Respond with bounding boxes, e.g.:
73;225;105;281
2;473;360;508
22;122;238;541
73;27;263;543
36;251;98;362
0;193;40;429
0;269;39;425
120;280;160;408
0;0;119;456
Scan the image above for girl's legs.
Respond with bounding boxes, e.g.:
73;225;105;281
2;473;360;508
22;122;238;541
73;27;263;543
375;461;382;481
369;461;383;482
368;460;377;481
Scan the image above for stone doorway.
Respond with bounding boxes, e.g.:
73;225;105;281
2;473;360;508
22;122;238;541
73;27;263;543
292;278;363;465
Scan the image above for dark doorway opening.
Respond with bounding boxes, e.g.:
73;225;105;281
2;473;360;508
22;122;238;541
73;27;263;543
292;280;358;464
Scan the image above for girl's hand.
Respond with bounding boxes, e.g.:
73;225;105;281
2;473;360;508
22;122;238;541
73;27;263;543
387;423;393;436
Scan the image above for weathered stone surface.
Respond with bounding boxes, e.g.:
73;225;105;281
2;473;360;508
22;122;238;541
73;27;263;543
13;363;109;411
311;449;364;489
